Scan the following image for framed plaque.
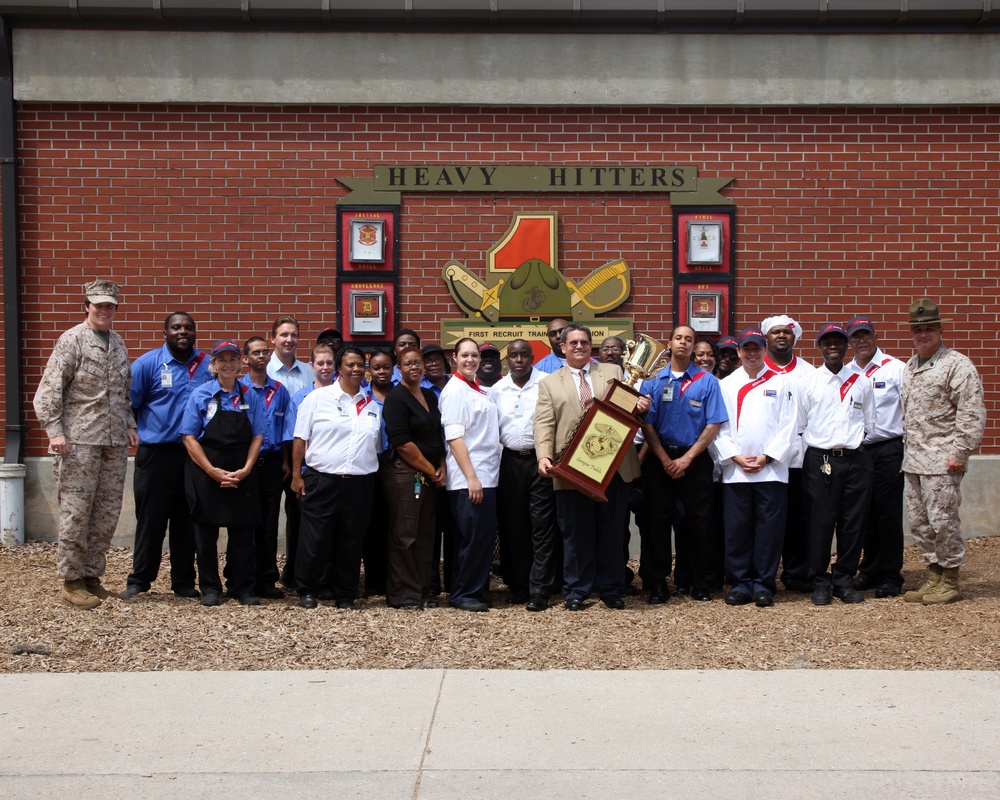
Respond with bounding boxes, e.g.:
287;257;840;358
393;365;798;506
349;218;386;263
349;289;386;335
687;290;723;334
549;387;642;503
686;220;723;265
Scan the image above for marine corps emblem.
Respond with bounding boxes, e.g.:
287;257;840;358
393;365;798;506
357;223;379;247
582;423;623;459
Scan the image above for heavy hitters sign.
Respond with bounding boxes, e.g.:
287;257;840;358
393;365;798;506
337;165;734;205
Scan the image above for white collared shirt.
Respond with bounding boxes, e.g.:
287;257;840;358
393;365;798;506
488;368;543;450
293;383;382;475
763;352;815;467
847;347;904;443
440;375;501;490
797;364;875;450
267;353;314;396
569;363;594;404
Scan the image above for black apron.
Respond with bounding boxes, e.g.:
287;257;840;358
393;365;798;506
185;386;262;528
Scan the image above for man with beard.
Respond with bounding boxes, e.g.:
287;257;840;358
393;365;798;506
124;312;211;599
797;323;875;605
533;318;570;374
490;339;560;610
761;314;815;593
477;343;503;388
639;325;727;603
845;315;906;598
599;336;626;368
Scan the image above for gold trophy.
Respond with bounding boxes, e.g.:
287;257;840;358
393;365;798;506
621;333;667;388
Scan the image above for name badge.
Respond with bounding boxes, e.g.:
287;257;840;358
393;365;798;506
239;403;250;411
513;399;524;418
206;400;217;421
160;368;173;388
764;389;777;397
274;411;284;417
689;399;702;408
874;381;886;389
337;405;349;417
662;384;675;403
852;401;863;410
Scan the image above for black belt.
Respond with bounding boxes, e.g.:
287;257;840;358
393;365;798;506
811;446;864;457
665;446;693;457
867;437;902;448
257;450;283;466
504;447;536;457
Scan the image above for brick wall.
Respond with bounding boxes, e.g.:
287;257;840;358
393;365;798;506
3;104;998;456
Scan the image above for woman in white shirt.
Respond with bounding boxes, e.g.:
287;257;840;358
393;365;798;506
438;338;501;612
291;346;382;610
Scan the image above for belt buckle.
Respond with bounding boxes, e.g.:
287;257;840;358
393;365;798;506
831;448;845;457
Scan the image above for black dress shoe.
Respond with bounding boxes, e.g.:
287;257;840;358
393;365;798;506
172;586;200;599
564;598;583;611
783;577;815;594
200;590;222;607
121;585;145;598
690;589;712;602
254;585;285;599
235;595;261;606
455;599;489;612
525;594;549;612
506;593;530;605
422;596;440;609
852;573;878;591
725;590;752;606
875;583;901;598
317;590;336;601
671;586;691;597
833;585;865;604
811;586;832;606
647;587;668;605
335;599;357;610
299;593;318;609
603;596;625;610
753;591;774;608
390;602;422;610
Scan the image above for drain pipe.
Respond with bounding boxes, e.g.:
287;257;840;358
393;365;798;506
0;15;27;545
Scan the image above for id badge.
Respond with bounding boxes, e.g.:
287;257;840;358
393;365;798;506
513;399;524;418
337;405;349;418
160;368;173;389
206;400;217;422
662;383;675;403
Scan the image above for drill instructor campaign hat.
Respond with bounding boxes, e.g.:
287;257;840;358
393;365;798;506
906;298;949;325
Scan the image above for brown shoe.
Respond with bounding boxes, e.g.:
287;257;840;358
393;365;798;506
61;579;101;610
82;577;114;600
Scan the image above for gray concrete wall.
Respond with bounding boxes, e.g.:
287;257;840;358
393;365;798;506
13;29;1000;106
15;454;1000;547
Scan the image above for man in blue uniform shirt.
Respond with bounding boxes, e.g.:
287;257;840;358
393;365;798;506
124;312;211;598
639;325;728;603
241;336;292;599
533;318;570;374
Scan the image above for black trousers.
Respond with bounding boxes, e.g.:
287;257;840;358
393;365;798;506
194;523;254;598
802;446;874;588
497;448;561;598
428;491;456;595
857;437;905;588
779;467;811;588
362;458;390;596
296;469;375;600
128;443;197;592
723;481;787;597
639;450;716;593
253;450;284;590
556;473;628;602
383;457;438;606
447;487;497;606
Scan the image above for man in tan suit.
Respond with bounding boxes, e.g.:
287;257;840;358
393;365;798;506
534;323;649;611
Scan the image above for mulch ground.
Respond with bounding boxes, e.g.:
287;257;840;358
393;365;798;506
2;538;998;672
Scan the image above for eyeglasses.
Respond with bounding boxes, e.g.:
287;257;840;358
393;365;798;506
400;360;424;369
600;346;623;353
566;340;591;349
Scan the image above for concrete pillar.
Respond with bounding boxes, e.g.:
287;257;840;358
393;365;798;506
0;463;27;546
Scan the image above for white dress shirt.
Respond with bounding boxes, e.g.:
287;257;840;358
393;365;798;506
440;375;501;490
712;366;797;484
293;383;382;475
267;353;314;396
763;353;815;468
796;364;876;450
847;347;904;443
488;368;543;451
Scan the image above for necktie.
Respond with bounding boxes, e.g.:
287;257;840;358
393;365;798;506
578;369;593;408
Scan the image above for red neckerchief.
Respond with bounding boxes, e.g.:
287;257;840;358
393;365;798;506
186;351;206;379
679;370;707;396
839;372;861;401
864;357;892;378
455;374;488;395
764;354;797;374
735;369;776;428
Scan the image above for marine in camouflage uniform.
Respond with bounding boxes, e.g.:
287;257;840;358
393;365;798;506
32;280;138;609
900;298;986;605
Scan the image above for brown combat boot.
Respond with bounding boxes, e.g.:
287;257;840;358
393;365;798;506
60;579;101;610
903;563;942;603
82;577;113;600
922;566;961;605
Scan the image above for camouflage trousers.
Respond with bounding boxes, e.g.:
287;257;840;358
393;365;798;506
53;444;128;580
904;471;965;569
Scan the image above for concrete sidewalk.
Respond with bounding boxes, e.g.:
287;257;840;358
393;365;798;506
2;670;998;798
